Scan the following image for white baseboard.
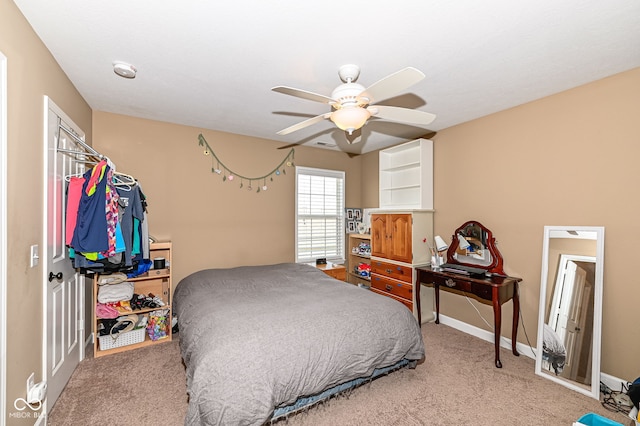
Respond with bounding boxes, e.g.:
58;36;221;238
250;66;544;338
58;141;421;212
433;313;628;388
601;372;631;394
435;314;536;360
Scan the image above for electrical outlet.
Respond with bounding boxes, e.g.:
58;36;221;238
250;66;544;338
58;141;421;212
27;381;47;404
26;372;34;395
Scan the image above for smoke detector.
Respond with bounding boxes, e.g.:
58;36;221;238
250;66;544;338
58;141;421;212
113;62;137;79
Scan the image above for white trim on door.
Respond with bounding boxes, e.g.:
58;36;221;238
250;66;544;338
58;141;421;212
0;50;8;426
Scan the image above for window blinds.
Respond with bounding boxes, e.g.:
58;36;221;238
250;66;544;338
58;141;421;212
295;167;345;263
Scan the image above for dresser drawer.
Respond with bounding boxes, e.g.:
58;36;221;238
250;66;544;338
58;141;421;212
370;287;413;312
431;274;492;301
370;273;413;301
370;260;412;284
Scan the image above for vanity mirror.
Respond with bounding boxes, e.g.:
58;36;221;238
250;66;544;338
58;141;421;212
535;226;604;399
445;220;505;274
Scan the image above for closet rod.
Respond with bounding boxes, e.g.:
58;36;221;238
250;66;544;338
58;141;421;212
57;122;104;159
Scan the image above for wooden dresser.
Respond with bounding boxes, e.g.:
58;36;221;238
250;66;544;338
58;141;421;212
370;259;413;310
369;211;434;322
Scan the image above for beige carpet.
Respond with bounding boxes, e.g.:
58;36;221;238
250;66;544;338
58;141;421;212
48;323;632;425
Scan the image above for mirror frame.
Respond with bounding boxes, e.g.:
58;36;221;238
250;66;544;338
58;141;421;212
535;225;604;399
445;220;505;275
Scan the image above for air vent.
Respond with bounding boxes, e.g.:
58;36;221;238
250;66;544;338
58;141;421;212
315;141;336;147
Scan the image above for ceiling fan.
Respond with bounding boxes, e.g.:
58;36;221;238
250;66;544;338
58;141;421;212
272;64;436;141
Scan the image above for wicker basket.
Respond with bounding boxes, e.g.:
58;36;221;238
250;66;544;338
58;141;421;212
98;327;145;350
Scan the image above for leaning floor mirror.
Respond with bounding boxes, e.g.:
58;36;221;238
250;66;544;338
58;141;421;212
535;226;604;399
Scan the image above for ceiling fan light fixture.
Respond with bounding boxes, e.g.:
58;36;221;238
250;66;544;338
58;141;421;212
330;106;370;135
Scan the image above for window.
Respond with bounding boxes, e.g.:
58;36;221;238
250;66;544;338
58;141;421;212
295;167;345;263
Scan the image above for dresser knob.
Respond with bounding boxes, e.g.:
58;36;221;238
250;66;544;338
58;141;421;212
445;278;456;288
385;285;393;291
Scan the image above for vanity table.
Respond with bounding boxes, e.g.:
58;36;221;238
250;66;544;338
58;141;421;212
415;221;522;368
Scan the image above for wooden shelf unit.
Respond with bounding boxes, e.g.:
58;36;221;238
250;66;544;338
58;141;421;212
347;233;371;287
93;242;172;357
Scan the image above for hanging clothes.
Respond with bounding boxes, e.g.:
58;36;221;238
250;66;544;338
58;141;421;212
66;159;149;275
65;176;85;245
116;182;144;267
70;160;111;253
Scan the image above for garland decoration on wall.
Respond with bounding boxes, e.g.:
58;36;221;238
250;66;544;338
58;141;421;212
198;133;295;193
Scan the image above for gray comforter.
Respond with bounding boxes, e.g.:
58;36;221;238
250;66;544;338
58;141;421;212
174;263;425;425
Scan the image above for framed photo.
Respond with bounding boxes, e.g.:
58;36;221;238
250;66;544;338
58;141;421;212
353;208;362;221
346;221;356;233
346;208;354;220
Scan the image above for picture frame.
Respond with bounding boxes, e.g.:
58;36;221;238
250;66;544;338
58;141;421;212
346;208;354;220
346;221;356;233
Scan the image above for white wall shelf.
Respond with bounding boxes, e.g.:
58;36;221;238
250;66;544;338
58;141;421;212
379;139;433;210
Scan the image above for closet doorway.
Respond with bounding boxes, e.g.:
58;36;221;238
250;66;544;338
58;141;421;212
42;97;84;410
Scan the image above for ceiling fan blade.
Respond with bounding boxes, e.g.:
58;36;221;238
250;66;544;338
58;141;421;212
358;67;425;104
276;112;332;135
272;86;335;104
369;105;436;126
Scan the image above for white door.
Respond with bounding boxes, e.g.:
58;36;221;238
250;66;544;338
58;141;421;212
565;266;589;380
547;255;594;381
43;98;84;408
555;260;577;343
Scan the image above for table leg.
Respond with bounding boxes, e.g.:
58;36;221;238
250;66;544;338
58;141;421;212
493;292;502;368
511;283;520;357
434;284;440;325
415;277;422;326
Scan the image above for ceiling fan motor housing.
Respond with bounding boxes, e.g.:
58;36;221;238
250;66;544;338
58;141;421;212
331;83;366;106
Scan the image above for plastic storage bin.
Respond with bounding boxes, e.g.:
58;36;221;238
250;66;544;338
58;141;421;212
574;412;623;426
98;327;145;350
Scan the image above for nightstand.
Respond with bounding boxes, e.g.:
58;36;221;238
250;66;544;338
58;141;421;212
308;262;346;281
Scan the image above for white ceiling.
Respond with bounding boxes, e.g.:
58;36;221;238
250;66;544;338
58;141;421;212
13;0;640;154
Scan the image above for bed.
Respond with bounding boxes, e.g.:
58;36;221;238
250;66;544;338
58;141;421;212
173;262;425;425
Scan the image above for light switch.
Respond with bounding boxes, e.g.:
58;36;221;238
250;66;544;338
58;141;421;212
30;245;39;267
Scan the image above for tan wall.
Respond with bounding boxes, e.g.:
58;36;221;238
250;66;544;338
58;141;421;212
363;67;640;381
92;112;363;285
1;0;93;423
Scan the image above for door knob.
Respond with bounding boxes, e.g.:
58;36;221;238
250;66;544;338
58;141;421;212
48;272;63;282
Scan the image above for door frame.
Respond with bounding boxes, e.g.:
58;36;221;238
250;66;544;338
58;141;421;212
0;50;8;426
